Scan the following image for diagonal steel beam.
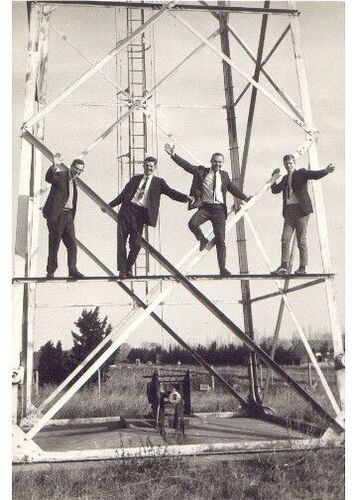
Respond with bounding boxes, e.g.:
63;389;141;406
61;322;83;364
39;239;250;412
24;1;178;128
245;213;340;415
76;30;221;159
250;278;325;304
138;238;343;433
198;1;303;121
261;25;291;67
25;175;277;439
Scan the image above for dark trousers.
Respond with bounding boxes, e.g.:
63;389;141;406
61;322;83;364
46;209;77;274
117;203;148;272
281;204;310;267
188;203;226;271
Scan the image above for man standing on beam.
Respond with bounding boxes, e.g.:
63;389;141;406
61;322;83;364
165;144;251;277
43;153;85;279
271;154;335;276
103;156;193;279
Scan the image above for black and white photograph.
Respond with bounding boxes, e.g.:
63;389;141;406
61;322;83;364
7;0;349;498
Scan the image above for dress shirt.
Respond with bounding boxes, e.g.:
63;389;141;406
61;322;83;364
64;171;75;209
201;169;223;204
132;174;154;207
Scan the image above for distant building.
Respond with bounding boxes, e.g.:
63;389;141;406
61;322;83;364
291;339;332;365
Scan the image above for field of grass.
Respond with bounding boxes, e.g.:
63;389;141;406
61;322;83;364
32;363;339;428
14;363;344;499
13;448;344;500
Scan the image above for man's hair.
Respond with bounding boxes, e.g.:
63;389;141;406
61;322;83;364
211;153;224;161
283;154;295;162
71;159;85;167
144;156;157;165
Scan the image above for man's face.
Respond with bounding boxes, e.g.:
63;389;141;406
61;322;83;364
54;153;62;166
143;160;157;176
210;155;224;172
70;162;85;178
284;158;296;173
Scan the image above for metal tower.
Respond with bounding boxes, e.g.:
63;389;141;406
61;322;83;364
12;1;344;463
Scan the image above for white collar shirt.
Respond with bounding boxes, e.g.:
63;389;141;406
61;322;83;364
201;169;224;204
132;174;154;207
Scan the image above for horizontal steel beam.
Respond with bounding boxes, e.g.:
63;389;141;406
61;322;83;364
12;274;334;283
31;1;300;15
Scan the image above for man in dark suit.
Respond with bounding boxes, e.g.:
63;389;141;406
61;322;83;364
43;154;85;279
164;144;251;277
103;156;192;279
271;154;335;275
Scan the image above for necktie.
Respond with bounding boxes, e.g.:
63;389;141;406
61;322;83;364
287;173;292;199
137;175;149;201
213;171;218;201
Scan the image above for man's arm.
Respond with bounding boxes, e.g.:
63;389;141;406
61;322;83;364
45;162;67;185
303;163;335;180
226;178;250;202
160;180;189;203
164;143;196;175
105;179;133;209
270;168;285;193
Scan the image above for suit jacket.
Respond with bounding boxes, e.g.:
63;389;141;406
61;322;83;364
43;164;78;222
271;168;328;217
171;153;249;218
109;175;189;227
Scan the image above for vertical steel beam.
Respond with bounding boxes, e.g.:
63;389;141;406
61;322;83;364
22;5;51;417
218;1;269;407
288;1;345;410
13;2;42;423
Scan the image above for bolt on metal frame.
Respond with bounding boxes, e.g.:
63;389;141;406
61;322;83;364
13;1;344;463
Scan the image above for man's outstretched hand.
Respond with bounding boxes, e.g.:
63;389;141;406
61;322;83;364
325;163;335;174
164;143;175;157
272;168;281;176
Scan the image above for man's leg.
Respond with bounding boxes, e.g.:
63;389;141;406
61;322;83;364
46;215;65;276
211;206;227;274
188;207;211;249
117;207;131;273
127;208;145;273
61;211;79;274
281;216;295;268
295;214;310;270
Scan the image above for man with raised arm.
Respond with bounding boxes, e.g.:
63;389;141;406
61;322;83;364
43;153;85;279
271;154;335;276
164;143;251;277
103;156;193;279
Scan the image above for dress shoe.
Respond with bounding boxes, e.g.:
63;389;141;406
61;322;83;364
294;267;307;275
220;268;232;277
68;269;85;279
199;237;209;251
46;273;54;279
119;271;128;279
271;266;288;276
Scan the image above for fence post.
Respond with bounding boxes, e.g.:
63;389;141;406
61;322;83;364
308;361;313;387
211;365;215;391
97;368;101;396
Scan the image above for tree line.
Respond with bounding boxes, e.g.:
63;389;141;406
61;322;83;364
36;306;333;385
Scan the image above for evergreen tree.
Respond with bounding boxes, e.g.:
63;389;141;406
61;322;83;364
38;340;66;385
71;306;114;382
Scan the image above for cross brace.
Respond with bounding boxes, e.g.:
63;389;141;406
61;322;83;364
139;237;343;434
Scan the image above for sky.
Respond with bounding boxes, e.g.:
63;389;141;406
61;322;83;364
11;0;345;351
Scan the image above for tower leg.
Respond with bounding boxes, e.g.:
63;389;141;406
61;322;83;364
13;2;42;423
288;1;344;413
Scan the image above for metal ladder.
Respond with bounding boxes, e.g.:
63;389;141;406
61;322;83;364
127;6;150;289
